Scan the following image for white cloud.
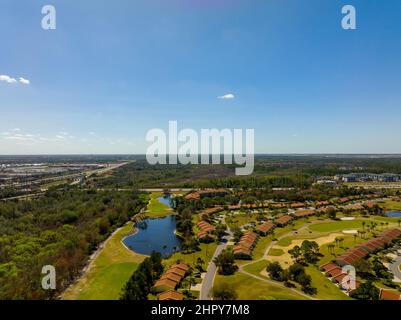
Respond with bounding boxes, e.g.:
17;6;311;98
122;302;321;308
217;93;235;100
0;74;30;85
0;75;17;84
19;77;30;85
3;133;37;142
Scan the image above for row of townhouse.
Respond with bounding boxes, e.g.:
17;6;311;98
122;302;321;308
319;229;401;298
233;231;259;259
152;263;190;300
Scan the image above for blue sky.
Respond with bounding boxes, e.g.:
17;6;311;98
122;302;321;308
1;0;401;154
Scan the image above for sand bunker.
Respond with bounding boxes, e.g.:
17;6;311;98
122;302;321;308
342;229;358;234
266;233;343;266
340;217;355;221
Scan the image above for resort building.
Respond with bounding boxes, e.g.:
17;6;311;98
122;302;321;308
233;231;259;259
152;263;190;293
256;221;275;236
197;220;216;241
293;210;316;219
198;207;223;220
185;189;228;201
380;289;401;300
158;290;185;301
320;229;401;295
274;215;293;227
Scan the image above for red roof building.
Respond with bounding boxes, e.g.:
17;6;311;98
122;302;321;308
158;290;185;301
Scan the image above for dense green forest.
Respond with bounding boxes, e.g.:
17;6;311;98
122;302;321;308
0;188;146;299
88;156;401;189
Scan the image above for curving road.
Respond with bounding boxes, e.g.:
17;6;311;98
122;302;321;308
389;255;401;282
200;215;233;300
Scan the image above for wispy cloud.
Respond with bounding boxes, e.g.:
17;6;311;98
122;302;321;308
1;129;77;145
0;74;30;85
3;133;37;142
217;93;235;100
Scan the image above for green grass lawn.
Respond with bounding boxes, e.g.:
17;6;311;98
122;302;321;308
242;260;270;276
309;217;398;234
62;222;145;300
277;237;293;247
305;266;352;300
163;242;218;269
214;273;307;300
269;248;285;256
240;260;351;300
252;236;273;260
225;211;258;229
145;192;173;218
309;220;365;233
381;200;401;211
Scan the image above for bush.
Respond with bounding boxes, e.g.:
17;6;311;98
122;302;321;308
212;283;238;300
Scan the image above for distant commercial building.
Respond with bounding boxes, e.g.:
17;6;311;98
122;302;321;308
336;173;401;183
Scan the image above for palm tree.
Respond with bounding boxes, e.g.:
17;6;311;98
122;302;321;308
353;234;357;244
187;275;196;290
339;237;344;248
335;237;340;248
362;221;366;231
398;219;401;227
328;243;335;255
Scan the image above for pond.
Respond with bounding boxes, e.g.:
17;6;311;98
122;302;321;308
123;215;181;257
157;194;174;208
385;211;401;218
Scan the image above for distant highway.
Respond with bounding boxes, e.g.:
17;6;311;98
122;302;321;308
0;162;131;201
4;162;130;189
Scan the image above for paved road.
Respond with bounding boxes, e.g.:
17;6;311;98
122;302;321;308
199;241;227;300
200;216;233;300
389;255;401;281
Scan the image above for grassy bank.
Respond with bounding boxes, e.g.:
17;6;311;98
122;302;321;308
62;222;145;300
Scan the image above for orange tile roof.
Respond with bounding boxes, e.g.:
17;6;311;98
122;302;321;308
290;202;305;208
160;272;182;283
294;210;316;218
275;215;293;225
153;278;177;290
380;289;401;300
320;262;339;272
233;246;252;255
158;290;184;301
166;267;186;278
185;192;200;200
316;201;330;206
170;263;190;272
257;222;275;233
325;267;343;278
333;273;348;284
